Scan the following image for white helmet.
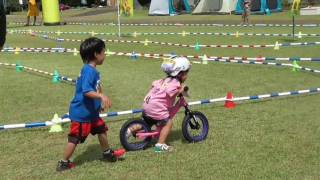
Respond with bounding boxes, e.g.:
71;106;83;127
161;56;191;77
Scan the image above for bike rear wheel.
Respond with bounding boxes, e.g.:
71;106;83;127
182;111;209;142
119;119;152;151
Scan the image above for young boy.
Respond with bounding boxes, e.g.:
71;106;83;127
56;37;124;172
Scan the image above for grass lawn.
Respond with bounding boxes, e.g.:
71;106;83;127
1;9;320;179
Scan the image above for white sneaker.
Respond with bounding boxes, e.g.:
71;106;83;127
154;143;173;152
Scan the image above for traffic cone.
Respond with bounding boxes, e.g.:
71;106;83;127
49;113;63;133
224;92;236;109
202;54;208;65
292;60;300;72
90;31;96;37
194;41;201;51
15;61;23;73
274;41;280;50
52;69;60;83
235;31;239;38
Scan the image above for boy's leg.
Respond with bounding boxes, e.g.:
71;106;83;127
98;133;110;151
63;142;77;161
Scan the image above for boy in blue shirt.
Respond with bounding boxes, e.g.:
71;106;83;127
57;37;125;172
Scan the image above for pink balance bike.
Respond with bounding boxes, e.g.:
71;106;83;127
119;87;209;151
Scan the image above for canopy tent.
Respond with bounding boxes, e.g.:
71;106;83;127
235;0;265;14
266;0;282;12
235;0;281;14
149;0;191;16
192;0;237;14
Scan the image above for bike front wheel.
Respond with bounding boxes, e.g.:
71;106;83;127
182;111;209;143
119;119;152;151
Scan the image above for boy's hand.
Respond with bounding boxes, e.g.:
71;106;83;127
100;95;112;112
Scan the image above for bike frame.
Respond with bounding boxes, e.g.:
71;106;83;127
135;95;189;140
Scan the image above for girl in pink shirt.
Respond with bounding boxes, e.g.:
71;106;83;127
142;56;191;152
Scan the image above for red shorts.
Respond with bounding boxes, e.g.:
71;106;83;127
68;118;108;144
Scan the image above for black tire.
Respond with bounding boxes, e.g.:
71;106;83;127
119;118;152;151
182;111;209;143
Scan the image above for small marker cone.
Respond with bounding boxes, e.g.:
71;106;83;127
235;31;239;38
224;92;236;109
292;60;300;72
14;47;20;55
202;54;208;65
182;30;186;37
106;49;112;56
256;55;263;62
133;31;137;38
274;41;280;50
52;69;60;83
73;48;78;56
144;39;149;46
15;61;23;72
56;30;61;36
194;41;201;51
91;31;95;37
49;113;63;133
130;51;137;60
298;31;302;39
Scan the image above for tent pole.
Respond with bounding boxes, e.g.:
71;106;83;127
117;0;121;38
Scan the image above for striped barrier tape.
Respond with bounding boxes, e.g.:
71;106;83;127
2;47;320;62
8;29;320;38
1;87;319;130
16;31;320;49
9;21;320;27
0;62;76;83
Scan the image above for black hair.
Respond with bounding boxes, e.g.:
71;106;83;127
80;37;105;64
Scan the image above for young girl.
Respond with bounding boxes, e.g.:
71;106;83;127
129;56;191;152
242;0;251;25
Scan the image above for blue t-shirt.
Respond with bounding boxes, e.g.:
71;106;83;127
69;64;102;122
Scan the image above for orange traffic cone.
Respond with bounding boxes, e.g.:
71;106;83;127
224;92;236;109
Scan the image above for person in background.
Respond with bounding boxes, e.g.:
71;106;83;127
242;0;251;25
0;0;6;49
26;0;39;26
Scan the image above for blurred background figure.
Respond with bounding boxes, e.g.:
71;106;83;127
26;0;39;26
0;0;6;49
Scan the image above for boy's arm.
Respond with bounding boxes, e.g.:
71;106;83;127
85;92;112;110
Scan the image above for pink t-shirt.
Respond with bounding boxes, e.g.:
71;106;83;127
143;78;181;120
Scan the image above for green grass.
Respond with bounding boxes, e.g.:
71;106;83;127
1;9;320;179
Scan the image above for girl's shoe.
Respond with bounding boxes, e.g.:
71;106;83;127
154;143;173;152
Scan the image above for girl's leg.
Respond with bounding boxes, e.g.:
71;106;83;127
62;142;77;161
33;16;36;25
157;120;173;144
26;16;30;26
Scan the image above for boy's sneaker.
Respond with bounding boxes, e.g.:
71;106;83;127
103;149;126;162
56;160;75;172
154;143;173;152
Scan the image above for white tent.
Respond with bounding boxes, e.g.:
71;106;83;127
149;0;170;15
192;0;237;14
